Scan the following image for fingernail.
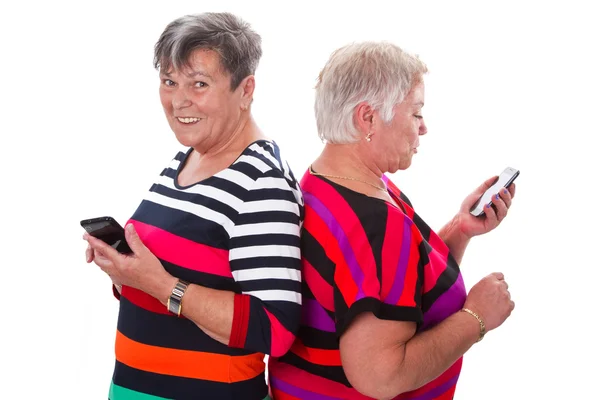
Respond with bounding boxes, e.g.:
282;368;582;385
495;194;499;200
503;189;508;194
486;203;491;208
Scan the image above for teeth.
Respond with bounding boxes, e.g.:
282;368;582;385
177;117;200;124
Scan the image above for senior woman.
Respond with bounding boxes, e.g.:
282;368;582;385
83;12;303;400
268;42;515;399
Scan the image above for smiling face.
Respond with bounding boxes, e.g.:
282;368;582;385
372;81;428;172
158;49;251;151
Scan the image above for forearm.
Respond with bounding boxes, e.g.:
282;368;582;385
438;216;471;264
149;276;234;345
395;311;480;395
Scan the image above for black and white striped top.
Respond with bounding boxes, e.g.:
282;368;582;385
109;140;304;400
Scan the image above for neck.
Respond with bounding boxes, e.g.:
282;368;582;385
315;143;385;182
193;113;265;160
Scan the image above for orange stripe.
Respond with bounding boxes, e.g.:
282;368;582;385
290;341;341;366
115;331;264;382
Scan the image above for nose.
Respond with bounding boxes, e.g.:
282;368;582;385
419;119;428;135
173;88;192;110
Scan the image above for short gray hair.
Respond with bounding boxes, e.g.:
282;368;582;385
315;41;428;144
154;12;262;90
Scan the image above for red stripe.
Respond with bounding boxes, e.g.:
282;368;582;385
398;224;421;307
303;259;334;311
303;174;379;297
266;308;296;357
304;204;358;308
129;220;232;277
229;294;250;348
269;358;372;399
380;208;405;300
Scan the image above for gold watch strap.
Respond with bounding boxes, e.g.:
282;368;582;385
461;308;486;342
167;280;189;316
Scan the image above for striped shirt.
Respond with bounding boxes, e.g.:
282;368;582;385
268;171;467;400
109;140;304;400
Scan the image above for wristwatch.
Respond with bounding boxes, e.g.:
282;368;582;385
167;279;189;316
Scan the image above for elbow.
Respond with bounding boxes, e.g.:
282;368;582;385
344;363;415;400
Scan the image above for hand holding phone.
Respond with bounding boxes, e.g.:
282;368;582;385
469;167;520;217
80;216;133;254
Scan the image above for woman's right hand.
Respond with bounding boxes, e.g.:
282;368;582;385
464;272;514;332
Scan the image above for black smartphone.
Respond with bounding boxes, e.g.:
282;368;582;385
80;216;133;254
469;167;520;217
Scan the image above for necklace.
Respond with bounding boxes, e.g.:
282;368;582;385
309;165;388;193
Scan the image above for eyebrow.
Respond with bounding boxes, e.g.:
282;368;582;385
160;70;214;80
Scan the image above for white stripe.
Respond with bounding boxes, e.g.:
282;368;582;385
235;154;271;173
243;290;302;304
155;175;244;208
232;222;300;237
253;176;295;191
249;143;281;170
145;191;234;234
230;245;300;260
216;168;257;189
167;158;181;170
232;267;301;282
242;199;300;215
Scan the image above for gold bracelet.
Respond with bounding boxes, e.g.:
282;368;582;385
461;308;486;342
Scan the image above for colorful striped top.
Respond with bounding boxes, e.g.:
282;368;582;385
268;170;467;400
109;140;304;400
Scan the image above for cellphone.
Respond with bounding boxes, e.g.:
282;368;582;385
469;167;520;217
80;216;133;254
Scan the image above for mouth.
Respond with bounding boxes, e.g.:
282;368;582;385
176;117;201;124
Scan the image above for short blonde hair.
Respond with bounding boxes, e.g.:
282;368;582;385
315;41;428;144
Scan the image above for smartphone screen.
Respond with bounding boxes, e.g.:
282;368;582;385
81;217;133;254
470;167;519;217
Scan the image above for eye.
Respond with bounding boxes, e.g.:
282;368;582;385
414;114;423;119
162;79;176;87
194;81;207;88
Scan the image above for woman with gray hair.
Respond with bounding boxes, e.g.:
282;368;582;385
268;42;516;399
83;12;303;400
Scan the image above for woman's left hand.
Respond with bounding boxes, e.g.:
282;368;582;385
455;176;516;238
84;224;174;298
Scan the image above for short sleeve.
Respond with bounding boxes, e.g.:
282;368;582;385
333;208;424;336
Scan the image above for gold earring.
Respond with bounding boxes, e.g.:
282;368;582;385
366;132;373;142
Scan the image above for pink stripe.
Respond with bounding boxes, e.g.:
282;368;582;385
129;220;232;277
266;309;296;357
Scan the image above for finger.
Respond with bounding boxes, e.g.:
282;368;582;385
508;183;516;198
510;300;515;310
492;272;505;280
124;224;145;254
482;199;498;224
86;245;94;263
86;235;120;263
502;280;509;290
499;187;512;209
491;193;508;220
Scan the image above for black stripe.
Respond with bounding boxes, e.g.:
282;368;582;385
236;210;300;225
335;297;423;337
301;231;335;286
230;256;300;271
276;353;352;387
131;200;229;250
245;148;279;172
117;297;252;355
297;326;339;350
421;253;460;313
238;278;301;293
161;261;239;292
230;233;300;248
112;361;268;400
245;187;299;203
229;160;265;181
152;184;238;219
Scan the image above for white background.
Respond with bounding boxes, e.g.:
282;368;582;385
1;0;598;398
